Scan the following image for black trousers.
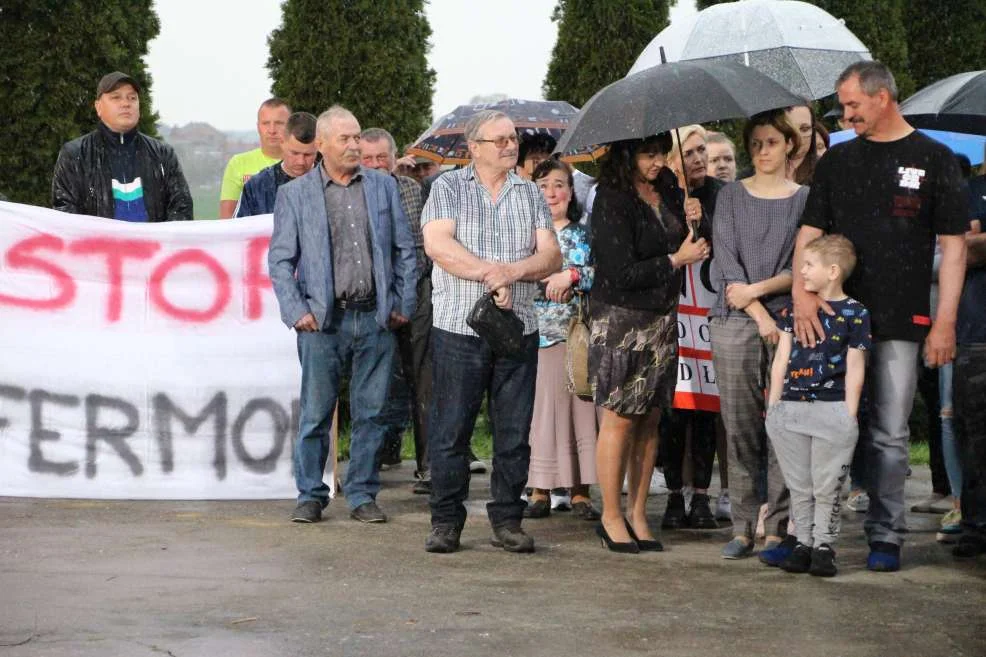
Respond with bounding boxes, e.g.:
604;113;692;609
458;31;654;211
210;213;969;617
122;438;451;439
955;344;986;538
661;408;718;491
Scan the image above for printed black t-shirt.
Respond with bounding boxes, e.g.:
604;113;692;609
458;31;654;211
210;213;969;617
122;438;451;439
800;131;968;342
776;298;872;402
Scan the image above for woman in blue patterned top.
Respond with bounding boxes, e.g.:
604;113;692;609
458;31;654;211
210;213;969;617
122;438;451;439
525;159;599;520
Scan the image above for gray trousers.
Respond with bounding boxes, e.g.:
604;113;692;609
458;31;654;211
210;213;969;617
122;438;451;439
766;401;858;547
710;317;790;538
862;340;920;546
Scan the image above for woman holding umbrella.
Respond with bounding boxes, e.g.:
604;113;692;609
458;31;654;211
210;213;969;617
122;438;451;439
660;124;724;531
710;109;806;560
589;133;709;552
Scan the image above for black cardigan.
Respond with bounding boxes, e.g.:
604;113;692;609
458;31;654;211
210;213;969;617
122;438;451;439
590;185;686;313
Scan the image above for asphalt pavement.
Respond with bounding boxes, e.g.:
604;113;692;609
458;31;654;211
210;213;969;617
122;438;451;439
1;464;984;657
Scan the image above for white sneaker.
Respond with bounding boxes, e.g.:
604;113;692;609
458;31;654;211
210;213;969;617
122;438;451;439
650;470;669;496
621;469;669;496
550;490;572;511
715;491;732;521
469;459;488;474
846;490;869;513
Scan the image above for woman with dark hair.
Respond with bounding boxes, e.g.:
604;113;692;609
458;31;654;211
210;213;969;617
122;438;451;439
525;159;599;520
786;103;819;184
814;121;830;159
710;109;807;561
590;133;709;552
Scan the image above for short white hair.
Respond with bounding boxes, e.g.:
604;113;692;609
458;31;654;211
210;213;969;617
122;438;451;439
316;105;358;138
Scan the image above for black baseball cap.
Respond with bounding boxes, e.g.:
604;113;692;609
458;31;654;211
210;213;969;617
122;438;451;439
96;72;140;98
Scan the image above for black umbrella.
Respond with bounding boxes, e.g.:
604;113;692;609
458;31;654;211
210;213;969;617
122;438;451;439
555;59;805;155
899;70;986;135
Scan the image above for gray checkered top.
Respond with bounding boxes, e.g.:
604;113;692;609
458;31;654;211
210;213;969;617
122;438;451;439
421;165;553;336
395;174;427;275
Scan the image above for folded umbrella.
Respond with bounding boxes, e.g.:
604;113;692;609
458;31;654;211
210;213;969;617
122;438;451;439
899;70;986;135
555;59;804;155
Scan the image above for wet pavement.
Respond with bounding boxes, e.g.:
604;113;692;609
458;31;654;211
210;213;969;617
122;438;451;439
1;464;983;657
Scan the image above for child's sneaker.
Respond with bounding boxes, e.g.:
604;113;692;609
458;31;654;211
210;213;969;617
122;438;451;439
760;534;798;567
779;541;813;573
936;508;962;544
809;544;838;577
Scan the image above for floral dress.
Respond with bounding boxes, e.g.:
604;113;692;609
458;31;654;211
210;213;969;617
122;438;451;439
534;222;594;347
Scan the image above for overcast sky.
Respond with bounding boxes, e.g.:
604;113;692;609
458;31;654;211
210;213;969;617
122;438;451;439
147;0;697;132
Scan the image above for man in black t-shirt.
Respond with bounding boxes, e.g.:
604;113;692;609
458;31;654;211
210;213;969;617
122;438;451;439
793;61;968;572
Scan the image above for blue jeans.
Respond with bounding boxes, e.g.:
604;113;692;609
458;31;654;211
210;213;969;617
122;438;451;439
294;309;395;509
939;362;962;497
427;328;538;530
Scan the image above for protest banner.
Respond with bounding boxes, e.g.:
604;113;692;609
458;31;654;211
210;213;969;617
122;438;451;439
674;260;719;413
0;202;333;499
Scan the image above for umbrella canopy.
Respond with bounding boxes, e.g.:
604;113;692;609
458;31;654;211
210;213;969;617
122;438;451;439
407;99;579;165
628;0;870;100
899;71;986;135
829;128;986;165
555;60;804;155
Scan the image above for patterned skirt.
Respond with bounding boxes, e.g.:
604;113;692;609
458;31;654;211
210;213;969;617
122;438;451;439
588;300;679;416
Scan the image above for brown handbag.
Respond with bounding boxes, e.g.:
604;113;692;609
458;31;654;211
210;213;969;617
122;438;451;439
565;293;592;399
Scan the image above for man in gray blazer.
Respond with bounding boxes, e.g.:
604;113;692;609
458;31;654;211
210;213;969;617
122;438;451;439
268;105;417;524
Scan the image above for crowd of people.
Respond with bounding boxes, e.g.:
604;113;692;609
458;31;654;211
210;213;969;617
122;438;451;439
48;61;986;574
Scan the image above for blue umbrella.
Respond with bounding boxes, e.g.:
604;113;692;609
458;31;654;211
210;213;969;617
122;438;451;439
829;129;985;165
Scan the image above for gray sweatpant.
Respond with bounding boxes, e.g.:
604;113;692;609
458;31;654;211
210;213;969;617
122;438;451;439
766;401;858;547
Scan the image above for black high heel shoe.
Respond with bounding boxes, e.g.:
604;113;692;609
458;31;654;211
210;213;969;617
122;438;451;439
625;519;664;552
596;523;639;554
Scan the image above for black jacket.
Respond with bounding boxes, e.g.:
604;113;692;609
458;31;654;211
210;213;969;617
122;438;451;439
51;123;193;222
591;184;687;314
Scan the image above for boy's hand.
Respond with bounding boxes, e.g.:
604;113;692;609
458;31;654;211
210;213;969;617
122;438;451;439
756;315;780;345
793;289;833;347
924;321;956;367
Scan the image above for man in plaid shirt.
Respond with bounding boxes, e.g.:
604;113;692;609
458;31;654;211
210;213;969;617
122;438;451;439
420;110;561;554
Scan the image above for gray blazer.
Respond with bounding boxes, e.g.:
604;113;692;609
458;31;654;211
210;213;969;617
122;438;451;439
268;165;417;330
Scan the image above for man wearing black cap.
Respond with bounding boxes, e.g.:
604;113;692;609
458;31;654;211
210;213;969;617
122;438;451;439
52;71;192;222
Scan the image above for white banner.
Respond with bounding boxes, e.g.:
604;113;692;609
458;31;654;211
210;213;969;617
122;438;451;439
0;202;320;499
674;261;720;413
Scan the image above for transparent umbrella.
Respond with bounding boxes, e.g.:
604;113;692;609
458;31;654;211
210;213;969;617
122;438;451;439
628;0;871;100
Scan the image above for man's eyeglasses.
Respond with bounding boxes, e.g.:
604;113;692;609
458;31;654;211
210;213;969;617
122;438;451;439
474;134;519;148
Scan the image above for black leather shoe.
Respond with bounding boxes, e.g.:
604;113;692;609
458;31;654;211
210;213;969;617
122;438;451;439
491;525;535;553
523;498;551;518
291;501;323;523
953;536;986;558
687;493;719;530
425;525;461;553
571;500;601;521
596;523;639;554
350;501;387;523
625;519;664;552
661;492;688;530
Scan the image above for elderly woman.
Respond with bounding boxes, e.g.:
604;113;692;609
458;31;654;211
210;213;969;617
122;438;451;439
658;125;724;530
590;133;708;553
710;109;807;561
524;159;599;520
